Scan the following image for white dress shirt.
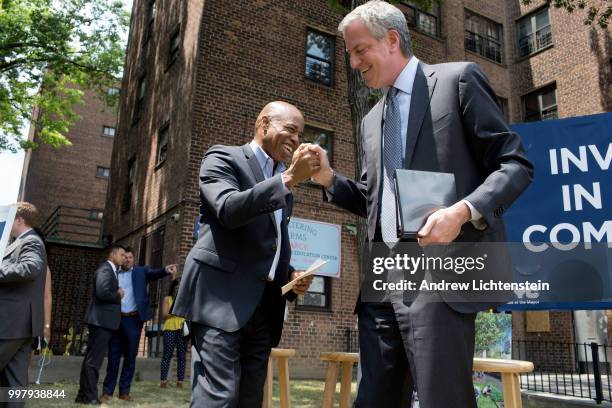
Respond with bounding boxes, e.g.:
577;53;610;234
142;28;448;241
383;57;484;226
249;140;290;281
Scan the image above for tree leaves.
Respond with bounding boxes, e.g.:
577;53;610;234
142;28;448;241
0;0;128;151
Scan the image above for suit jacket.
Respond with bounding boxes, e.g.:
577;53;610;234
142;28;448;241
124;266;169;321
84;261;122;330
173;144;295;347
0;230;47;339
327;61;534;313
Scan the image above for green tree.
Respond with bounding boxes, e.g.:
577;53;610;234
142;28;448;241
475;313;511;356
0;0;129;152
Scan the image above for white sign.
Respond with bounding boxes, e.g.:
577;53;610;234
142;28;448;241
288;217;341;278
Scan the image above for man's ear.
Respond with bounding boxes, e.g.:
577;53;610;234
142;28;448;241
387;29;401;53
257;116;270;132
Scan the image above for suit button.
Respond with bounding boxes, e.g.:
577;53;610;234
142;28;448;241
271;243;277;251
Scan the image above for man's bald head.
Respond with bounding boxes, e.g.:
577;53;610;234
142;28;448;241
254;101;305;163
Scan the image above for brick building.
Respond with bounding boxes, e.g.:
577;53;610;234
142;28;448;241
104;0;610;377
18;86;119;353
19;87;118;232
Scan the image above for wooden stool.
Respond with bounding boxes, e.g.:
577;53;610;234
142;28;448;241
262;348;296;408
320;352;359;408
320;352;534;408
473;358;534;408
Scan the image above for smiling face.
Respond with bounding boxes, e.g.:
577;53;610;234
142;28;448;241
255;102;304;163
343;19;406;89
123;251;135;270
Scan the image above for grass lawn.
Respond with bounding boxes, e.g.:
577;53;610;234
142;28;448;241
29;380;357;407
29;380;503;407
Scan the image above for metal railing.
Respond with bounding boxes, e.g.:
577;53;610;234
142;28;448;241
346;328;359;353
513;339;612;403
41;206;104;244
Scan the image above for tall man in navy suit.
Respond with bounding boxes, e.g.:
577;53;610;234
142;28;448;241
101;247;177;401
309;2;534;406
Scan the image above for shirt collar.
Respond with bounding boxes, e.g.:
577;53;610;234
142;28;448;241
107;260;118;273
16;228;33;240
249;140;286;174
389;56;419;96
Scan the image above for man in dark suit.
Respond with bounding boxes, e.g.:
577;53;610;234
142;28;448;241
0;202;47;407
172;101;317;407
309;2;534;407
76;244;126;405
101;247;177;401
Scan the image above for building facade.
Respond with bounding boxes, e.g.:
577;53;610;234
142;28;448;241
105;0;611;377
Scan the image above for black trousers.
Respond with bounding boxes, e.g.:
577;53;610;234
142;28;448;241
354;292;477;408
76;325;114;402
190;294;273;408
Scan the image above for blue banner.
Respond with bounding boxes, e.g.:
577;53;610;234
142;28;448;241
501;113;612;310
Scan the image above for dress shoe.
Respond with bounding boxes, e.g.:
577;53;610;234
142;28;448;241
100;394;111;402
119;394;132;401
160;380;167;388
176;381;183;388
75;398;101;405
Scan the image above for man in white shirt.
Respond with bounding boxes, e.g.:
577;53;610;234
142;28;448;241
309;1;533;407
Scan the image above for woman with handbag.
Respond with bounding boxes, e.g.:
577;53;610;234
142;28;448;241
159;279;187;388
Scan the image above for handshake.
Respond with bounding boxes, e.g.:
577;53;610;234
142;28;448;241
282;143;335;189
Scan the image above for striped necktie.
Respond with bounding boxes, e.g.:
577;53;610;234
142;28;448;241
381;86;402;245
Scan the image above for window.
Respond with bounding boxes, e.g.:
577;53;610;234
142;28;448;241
107;87;120;96
305;29;335;86
497;96;509;122
102;126;116;138
88;210;104;221
399;2;440;37
517;8;552;57
168;29;180;67
133;76;146;124
156;125;169;166
122;158;135;212
522;84;557;122
465;10;504;63
296;276;331;309
144;0;156;44
302;125;333;163
96;166;110;178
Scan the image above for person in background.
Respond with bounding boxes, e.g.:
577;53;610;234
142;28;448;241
75;244;126;405
159;279;186;389
0;202;47;408
101;247;177;402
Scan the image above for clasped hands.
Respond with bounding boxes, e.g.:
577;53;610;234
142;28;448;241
282;143;333;188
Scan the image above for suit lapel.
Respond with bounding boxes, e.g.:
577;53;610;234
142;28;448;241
242;144;277;234
405;63;437;168
366;98;385;198
2;230;35;260
3;239;20;259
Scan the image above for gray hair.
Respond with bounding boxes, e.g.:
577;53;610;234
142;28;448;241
338;0;413;57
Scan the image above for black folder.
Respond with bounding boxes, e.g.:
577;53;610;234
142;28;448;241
394;169;457;240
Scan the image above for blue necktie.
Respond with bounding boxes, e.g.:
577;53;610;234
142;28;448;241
381;87;402;244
